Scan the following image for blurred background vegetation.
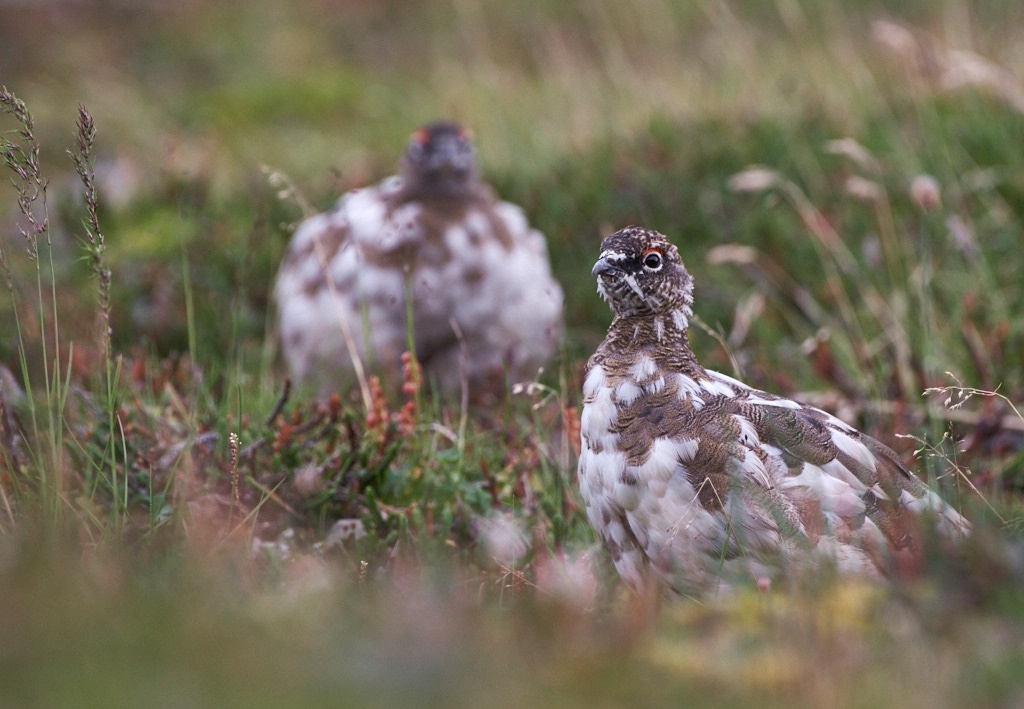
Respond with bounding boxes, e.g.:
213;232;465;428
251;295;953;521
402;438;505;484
2;0;1024;706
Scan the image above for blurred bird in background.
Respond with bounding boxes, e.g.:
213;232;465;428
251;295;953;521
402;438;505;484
274;121;564;402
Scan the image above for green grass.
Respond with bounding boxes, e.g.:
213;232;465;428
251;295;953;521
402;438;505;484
2;0;1024;706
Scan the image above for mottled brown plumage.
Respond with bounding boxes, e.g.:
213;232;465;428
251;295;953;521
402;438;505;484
273;122;564;400
578;226;969;594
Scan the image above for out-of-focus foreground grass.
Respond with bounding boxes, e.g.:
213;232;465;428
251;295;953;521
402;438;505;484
2;0;1024;706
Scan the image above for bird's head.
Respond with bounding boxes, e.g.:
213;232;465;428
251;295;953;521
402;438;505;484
400;121;479;198
592;226;694;327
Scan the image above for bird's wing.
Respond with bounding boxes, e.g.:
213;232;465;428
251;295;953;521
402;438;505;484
703;368;970;549
273;183;415;387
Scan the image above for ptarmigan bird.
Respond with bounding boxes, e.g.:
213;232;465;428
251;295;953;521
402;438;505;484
274;121;564;400
578;226;969;594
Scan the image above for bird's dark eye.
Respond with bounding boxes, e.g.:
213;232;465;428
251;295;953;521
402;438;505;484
642;250;663;270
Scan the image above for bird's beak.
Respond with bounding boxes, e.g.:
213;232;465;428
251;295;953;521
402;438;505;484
592;257;620;277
